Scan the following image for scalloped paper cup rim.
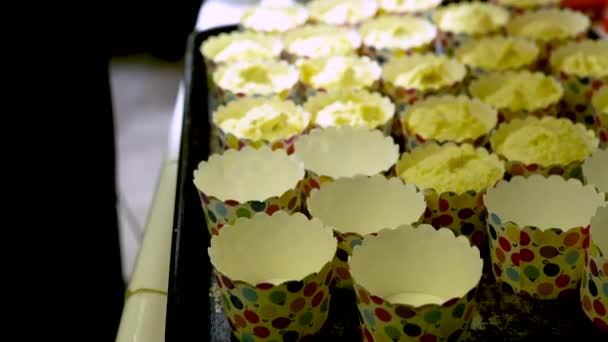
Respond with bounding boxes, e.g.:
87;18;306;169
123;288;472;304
200;31;283;63
485;175;606;231
432;2;510;35
469;70;563;112
506;8;590;42
359;15;437;50
583;149;608;194
307;175;425;236
490;116;599;168
308;0;378;25
455;36;539;72
241;4;309;32
591;204;608;253
209;211;337;285
293;126;399;179
350;224;483;306
283;25;362;57
193;146;305;203
382;53;467;91
296;55;381;90
550;40;608;78
212;97;311;143
401;95;497;143
395;142;505;195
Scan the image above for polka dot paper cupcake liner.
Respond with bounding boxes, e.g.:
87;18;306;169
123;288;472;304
502;160;587;181
214;127;303;155
554;72;607;129
350;225;483;342
359;43;435;65
495;102;560;125
592;86;608;148
380;78;466;113
491;0;562;16
212;85;301;108
434;31;478;57
485;175;606;299
581;205;608;331
209;212;337;341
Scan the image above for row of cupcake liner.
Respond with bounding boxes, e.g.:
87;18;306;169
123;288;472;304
202;166;608;340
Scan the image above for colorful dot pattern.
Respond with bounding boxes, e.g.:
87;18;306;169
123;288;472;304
434;30;474;58
215;261;334;341
487;212;590;299
298;80;379;102
197;188;302;236
422;189;488;248
332;232;366;289
495;101;559;124
580;243;608;331
595;111;608;149
213;84;297;107
380;78;465;111
299;170;335;198
502;160;585;182
359;43;434;65
356;284;477;342
554;71;606;130
215;127;301;155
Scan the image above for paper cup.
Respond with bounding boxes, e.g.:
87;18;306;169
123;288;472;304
350;224;483;341
358;15;437;64
212;97;311;154
485;175;606;298
307;175;426;288
399;95;497;150
593;86;608;148
209;211;337;340
455;36;539;77
581;205;608;331
491;116;599;180
469;71;564;123
307;0;378;26
303;88;395;134
193;147;305;235
212;60;300;106
432;2;510;57
376;0;442;16
282;25;361;62
240;4;309;33
506;8;590;69
293;126;399;197
550;40;608;128
296;55;381;100
583;149;608;197
396;142;505;248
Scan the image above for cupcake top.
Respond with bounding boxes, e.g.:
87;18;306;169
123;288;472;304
298;55;381;90
496;0;561;9
469;71;563;112
403;95;497;142
506;8;590;42
304;89;395;129
241;4;309;33
359;15;437;50
200;31;282;64
377;0;442;14
396;143;505;194
433;2;510;35
550;40;608;78
283;25;361;59
213;60;299;95
455;36;539;72
213;97;311;142
491;116;598;166
308;0;378;25
382;54;467;90
593;86;608;122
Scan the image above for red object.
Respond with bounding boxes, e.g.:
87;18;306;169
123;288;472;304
563;0;608;33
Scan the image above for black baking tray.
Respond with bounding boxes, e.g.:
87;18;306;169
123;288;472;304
166;26;608;342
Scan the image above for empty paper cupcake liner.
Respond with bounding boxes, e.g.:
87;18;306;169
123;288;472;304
581;205;608;331
351;225;483;341
485;175;605;298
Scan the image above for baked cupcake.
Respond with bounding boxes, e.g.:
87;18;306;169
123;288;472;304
377;0;442;16
297;55;381;99
212;97;311;153
469;71;563;123
506;8;590;67
381;53;467;111
455;36;539;76
282;25;361;62
593;86;608;148
212;60;299;105
433;2;510;56
550;40;608;128
308;0;378;26
400;95;497;150
240;4;308;33
396;142;505;247
491;116;598;180
304;89;395;134
358;15;437;63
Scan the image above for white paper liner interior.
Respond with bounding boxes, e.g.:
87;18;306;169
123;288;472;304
591;204;608;253
583;149;608;194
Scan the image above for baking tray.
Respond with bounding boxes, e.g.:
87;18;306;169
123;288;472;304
166;26;608;341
